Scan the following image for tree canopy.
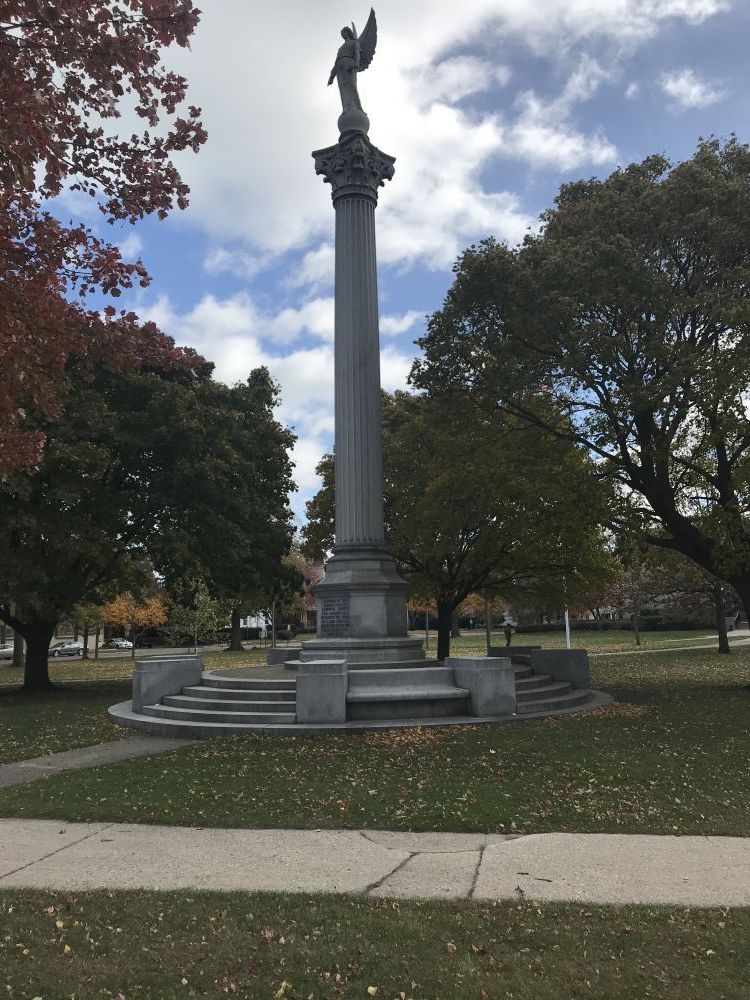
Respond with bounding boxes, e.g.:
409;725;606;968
1;1;206;472
0;363;295;689
413;138;750;617
303;390;610;658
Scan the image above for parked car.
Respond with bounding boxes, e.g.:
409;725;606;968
0;643;14;660
49;640;84;658
104;638;133;650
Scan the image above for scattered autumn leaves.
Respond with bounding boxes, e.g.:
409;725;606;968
2;890;748;999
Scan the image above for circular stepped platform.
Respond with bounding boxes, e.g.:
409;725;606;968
108;663;610;737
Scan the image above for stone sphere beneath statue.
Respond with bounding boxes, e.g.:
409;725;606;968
338;106;370;136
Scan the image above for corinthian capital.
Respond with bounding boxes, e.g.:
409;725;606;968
313;132;395;205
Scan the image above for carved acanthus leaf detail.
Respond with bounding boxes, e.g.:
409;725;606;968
313;133;395;203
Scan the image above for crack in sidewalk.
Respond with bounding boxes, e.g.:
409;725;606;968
469;843;486;898
363;852;416;894
0;823;116;882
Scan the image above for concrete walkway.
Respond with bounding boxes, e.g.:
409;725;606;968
1;819;748;906
589;634;750;656
0;736;195;789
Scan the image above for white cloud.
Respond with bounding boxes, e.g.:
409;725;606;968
161;1;725;276
380;310;424;336
117;232;144;259
203;246;265;279
625;81;640;99
501;56;617;170
408;56;511;107
660;67;727;109
291;243;335;290
124;0;731;517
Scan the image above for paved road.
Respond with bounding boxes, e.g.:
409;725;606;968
0;820;748;906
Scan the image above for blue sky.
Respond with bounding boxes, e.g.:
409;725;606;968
68;0;748;522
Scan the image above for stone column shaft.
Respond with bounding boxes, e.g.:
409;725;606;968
334;193;384;547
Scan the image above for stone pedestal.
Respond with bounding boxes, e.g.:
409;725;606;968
296;659;347;723
447;656;516;716
307;129;422;667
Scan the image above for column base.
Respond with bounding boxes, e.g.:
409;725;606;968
301;635;425;666
312;545;410;641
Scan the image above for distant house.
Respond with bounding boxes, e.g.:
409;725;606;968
238;561;325;633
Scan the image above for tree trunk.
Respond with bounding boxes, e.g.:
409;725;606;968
436;601;453;661
736;583;750;633
12;629;25;669
227;607;244;651
22;621;56;691
94;627;100;660
82;621;90;659
450;611;460;639
633;605;641;646
484;598;492;655
714;581;730;654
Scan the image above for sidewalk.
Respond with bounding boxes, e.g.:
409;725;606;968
0;736;195;789
1;819;748;906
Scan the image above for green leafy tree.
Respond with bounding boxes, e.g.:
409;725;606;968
182;368;296;652
304;391;610;659
0;362;295;690
413;137;750;621
167;577;225;653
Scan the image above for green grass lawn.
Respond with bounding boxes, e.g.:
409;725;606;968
0;649;268;764
1;888;746;1000
0;681;137;765
444;627;739;655
1;646;748;835
0;646;269;689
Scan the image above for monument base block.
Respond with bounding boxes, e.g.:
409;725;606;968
312;545;411;640
300;634;425;666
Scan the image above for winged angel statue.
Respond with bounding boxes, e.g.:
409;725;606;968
327;8;377;115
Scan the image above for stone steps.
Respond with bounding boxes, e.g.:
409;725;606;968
110;659;604;735
346;665;471;720
348;688;470;721
198;674;296;692
514;672;553;691
142;703;297;725
348;666;454;690
347;658;429;671
516;681;572;704
516;689;592;715
182;685;296;702
163;695;296;712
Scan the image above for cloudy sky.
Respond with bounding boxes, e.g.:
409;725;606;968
98;0;746;521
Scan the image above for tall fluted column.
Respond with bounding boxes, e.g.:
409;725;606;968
306;131;417;646
326;139;391;546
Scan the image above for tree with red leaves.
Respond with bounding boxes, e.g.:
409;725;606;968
0;1;208;472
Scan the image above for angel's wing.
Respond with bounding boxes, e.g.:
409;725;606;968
358;8;377;72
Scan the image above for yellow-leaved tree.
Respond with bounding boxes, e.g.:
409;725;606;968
101;593;167;659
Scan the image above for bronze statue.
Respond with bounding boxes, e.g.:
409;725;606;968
327;8;377;115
